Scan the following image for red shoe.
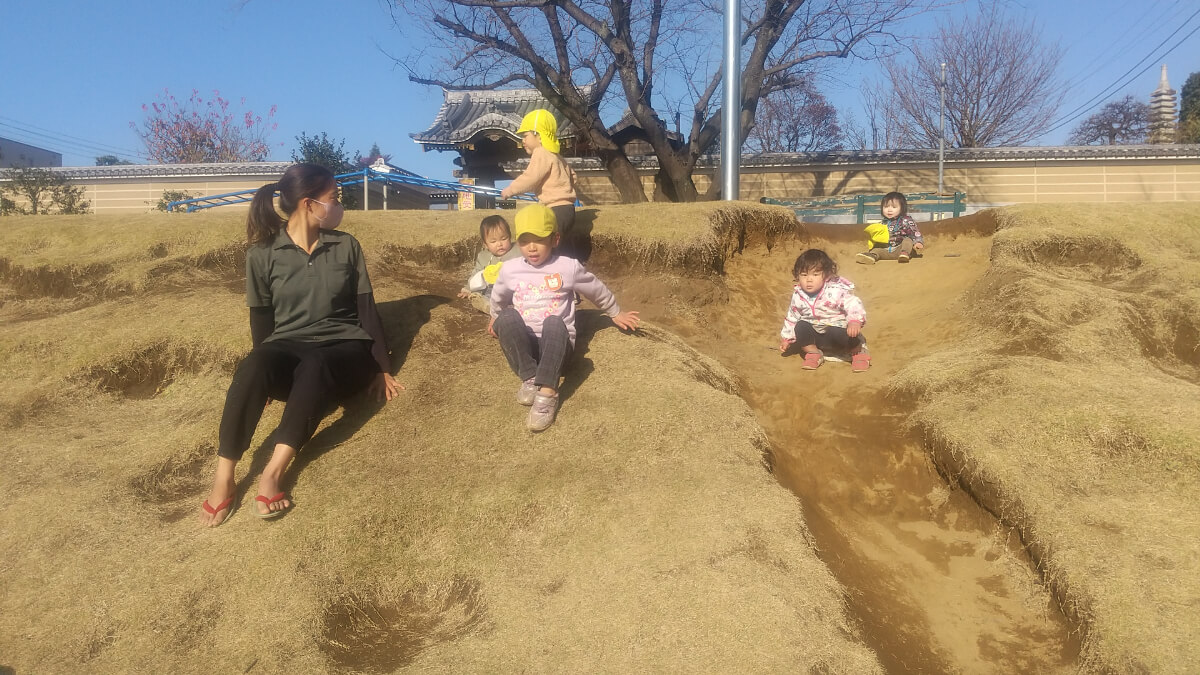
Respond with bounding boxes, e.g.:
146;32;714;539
801;352;824;370
851;352;871;373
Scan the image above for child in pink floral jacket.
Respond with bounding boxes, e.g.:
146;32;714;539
779;249;870;372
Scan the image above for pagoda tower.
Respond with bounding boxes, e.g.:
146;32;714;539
1148;65;1177;144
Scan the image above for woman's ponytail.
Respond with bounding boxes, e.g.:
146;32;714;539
245;164;336;246
247;182;284;246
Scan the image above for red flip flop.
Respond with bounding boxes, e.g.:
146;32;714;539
201;495;236;527
254;492;289;519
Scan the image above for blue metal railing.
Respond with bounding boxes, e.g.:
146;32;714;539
166;167;535;212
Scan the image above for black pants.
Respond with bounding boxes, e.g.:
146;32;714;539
551;204;588;262
494;308;572;388
789;322;864;354
217;339;378;460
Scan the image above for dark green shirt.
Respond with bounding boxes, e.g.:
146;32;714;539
246;228;373;343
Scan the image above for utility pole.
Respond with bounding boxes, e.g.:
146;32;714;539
938;62;946;198
721;0;741;201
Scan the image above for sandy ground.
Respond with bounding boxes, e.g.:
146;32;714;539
603;216;1080;672
0;209;881;673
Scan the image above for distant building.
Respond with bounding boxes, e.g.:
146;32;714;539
1149;65;1178;144
0;137;62;168
0;161;454;214
411;87;681;194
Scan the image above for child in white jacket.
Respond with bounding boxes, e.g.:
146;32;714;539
779;249;871;372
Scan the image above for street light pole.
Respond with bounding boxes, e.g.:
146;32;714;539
938;62;946;198
721;0;741;201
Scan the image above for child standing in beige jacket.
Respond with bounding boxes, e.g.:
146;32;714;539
500;109;586;262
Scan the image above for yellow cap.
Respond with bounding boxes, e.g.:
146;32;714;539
864;223;890;248
513;204;557;239
516;109;561;154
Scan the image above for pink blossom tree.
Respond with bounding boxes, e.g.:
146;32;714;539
132;89;279;163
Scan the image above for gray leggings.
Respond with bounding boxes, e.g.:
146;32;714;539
868;236;916;260
494;308;572;388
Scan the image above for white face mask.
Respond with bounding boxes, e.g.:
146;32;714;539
313;199;344;230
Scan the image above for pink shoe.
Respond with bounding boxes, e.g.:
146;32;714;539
851;352;871;373
801;352;824;370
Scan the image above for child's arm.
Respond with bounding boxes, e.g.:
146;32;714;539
905;216;925;248
778;289;802;351
842;291;866;337
573;263;640;331
460;249;490;297
487;272;515;337
501;147;551;198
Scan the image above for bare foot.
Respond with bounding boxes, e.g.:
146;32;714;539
200;459;237;527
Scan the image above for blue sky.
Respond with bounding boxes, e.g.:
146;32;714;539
2;0;1196;177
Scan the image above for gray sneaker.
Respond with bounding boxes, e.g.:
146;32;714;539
517;378;537;406
527;392;559;432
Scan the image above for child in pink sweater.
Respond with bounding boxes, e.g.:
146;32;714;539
779;249;871;372
489;204;640;431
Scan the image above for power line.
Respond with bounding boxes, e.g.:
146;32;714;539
0;116;147;161
1061;0;1176;90
1043;7;1200;136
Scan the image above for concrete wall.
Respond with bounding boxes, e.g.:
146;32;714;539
573;155;1200;205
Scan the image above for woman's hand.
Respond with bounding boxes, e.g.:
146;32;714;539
611;311;641;331
370;372;404;402
847;321;862;338
779;337;795;353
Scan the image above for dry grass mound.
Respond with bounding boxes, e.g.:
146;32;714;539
889;203;1200;672
0;205;878;672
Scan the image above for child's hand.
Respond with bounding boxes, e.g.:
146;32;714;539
611;311;641;331
487;316;497;337
914;242;924;251
457;288;471;299
779;337;794;353
847;321;862;338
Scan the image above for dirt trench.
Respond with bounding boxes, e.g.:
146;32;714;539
607;219;1081;673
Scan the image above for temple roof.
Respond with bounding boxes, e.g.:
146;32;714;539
411;87;591;148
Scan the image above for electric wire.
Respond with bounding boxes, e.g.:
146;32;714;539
1042;7;1200;136
0;116;147;162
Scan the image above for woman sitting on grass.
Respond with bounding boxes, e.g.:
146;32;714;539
200;163;401;527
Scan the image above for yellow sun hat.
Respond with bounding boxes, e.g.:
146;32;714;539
864;223;890;249
513;204;558;239
516;109;561;154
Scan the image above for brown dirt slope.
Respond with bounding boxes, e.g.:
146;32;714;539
890;203;1200;673
0;205;879;672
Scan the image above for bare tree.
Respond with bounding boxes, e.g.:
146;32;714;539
884;4;1064;147
1067;95;1149;145
389;0;933;202
744;77;843;152
852;79;920;149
